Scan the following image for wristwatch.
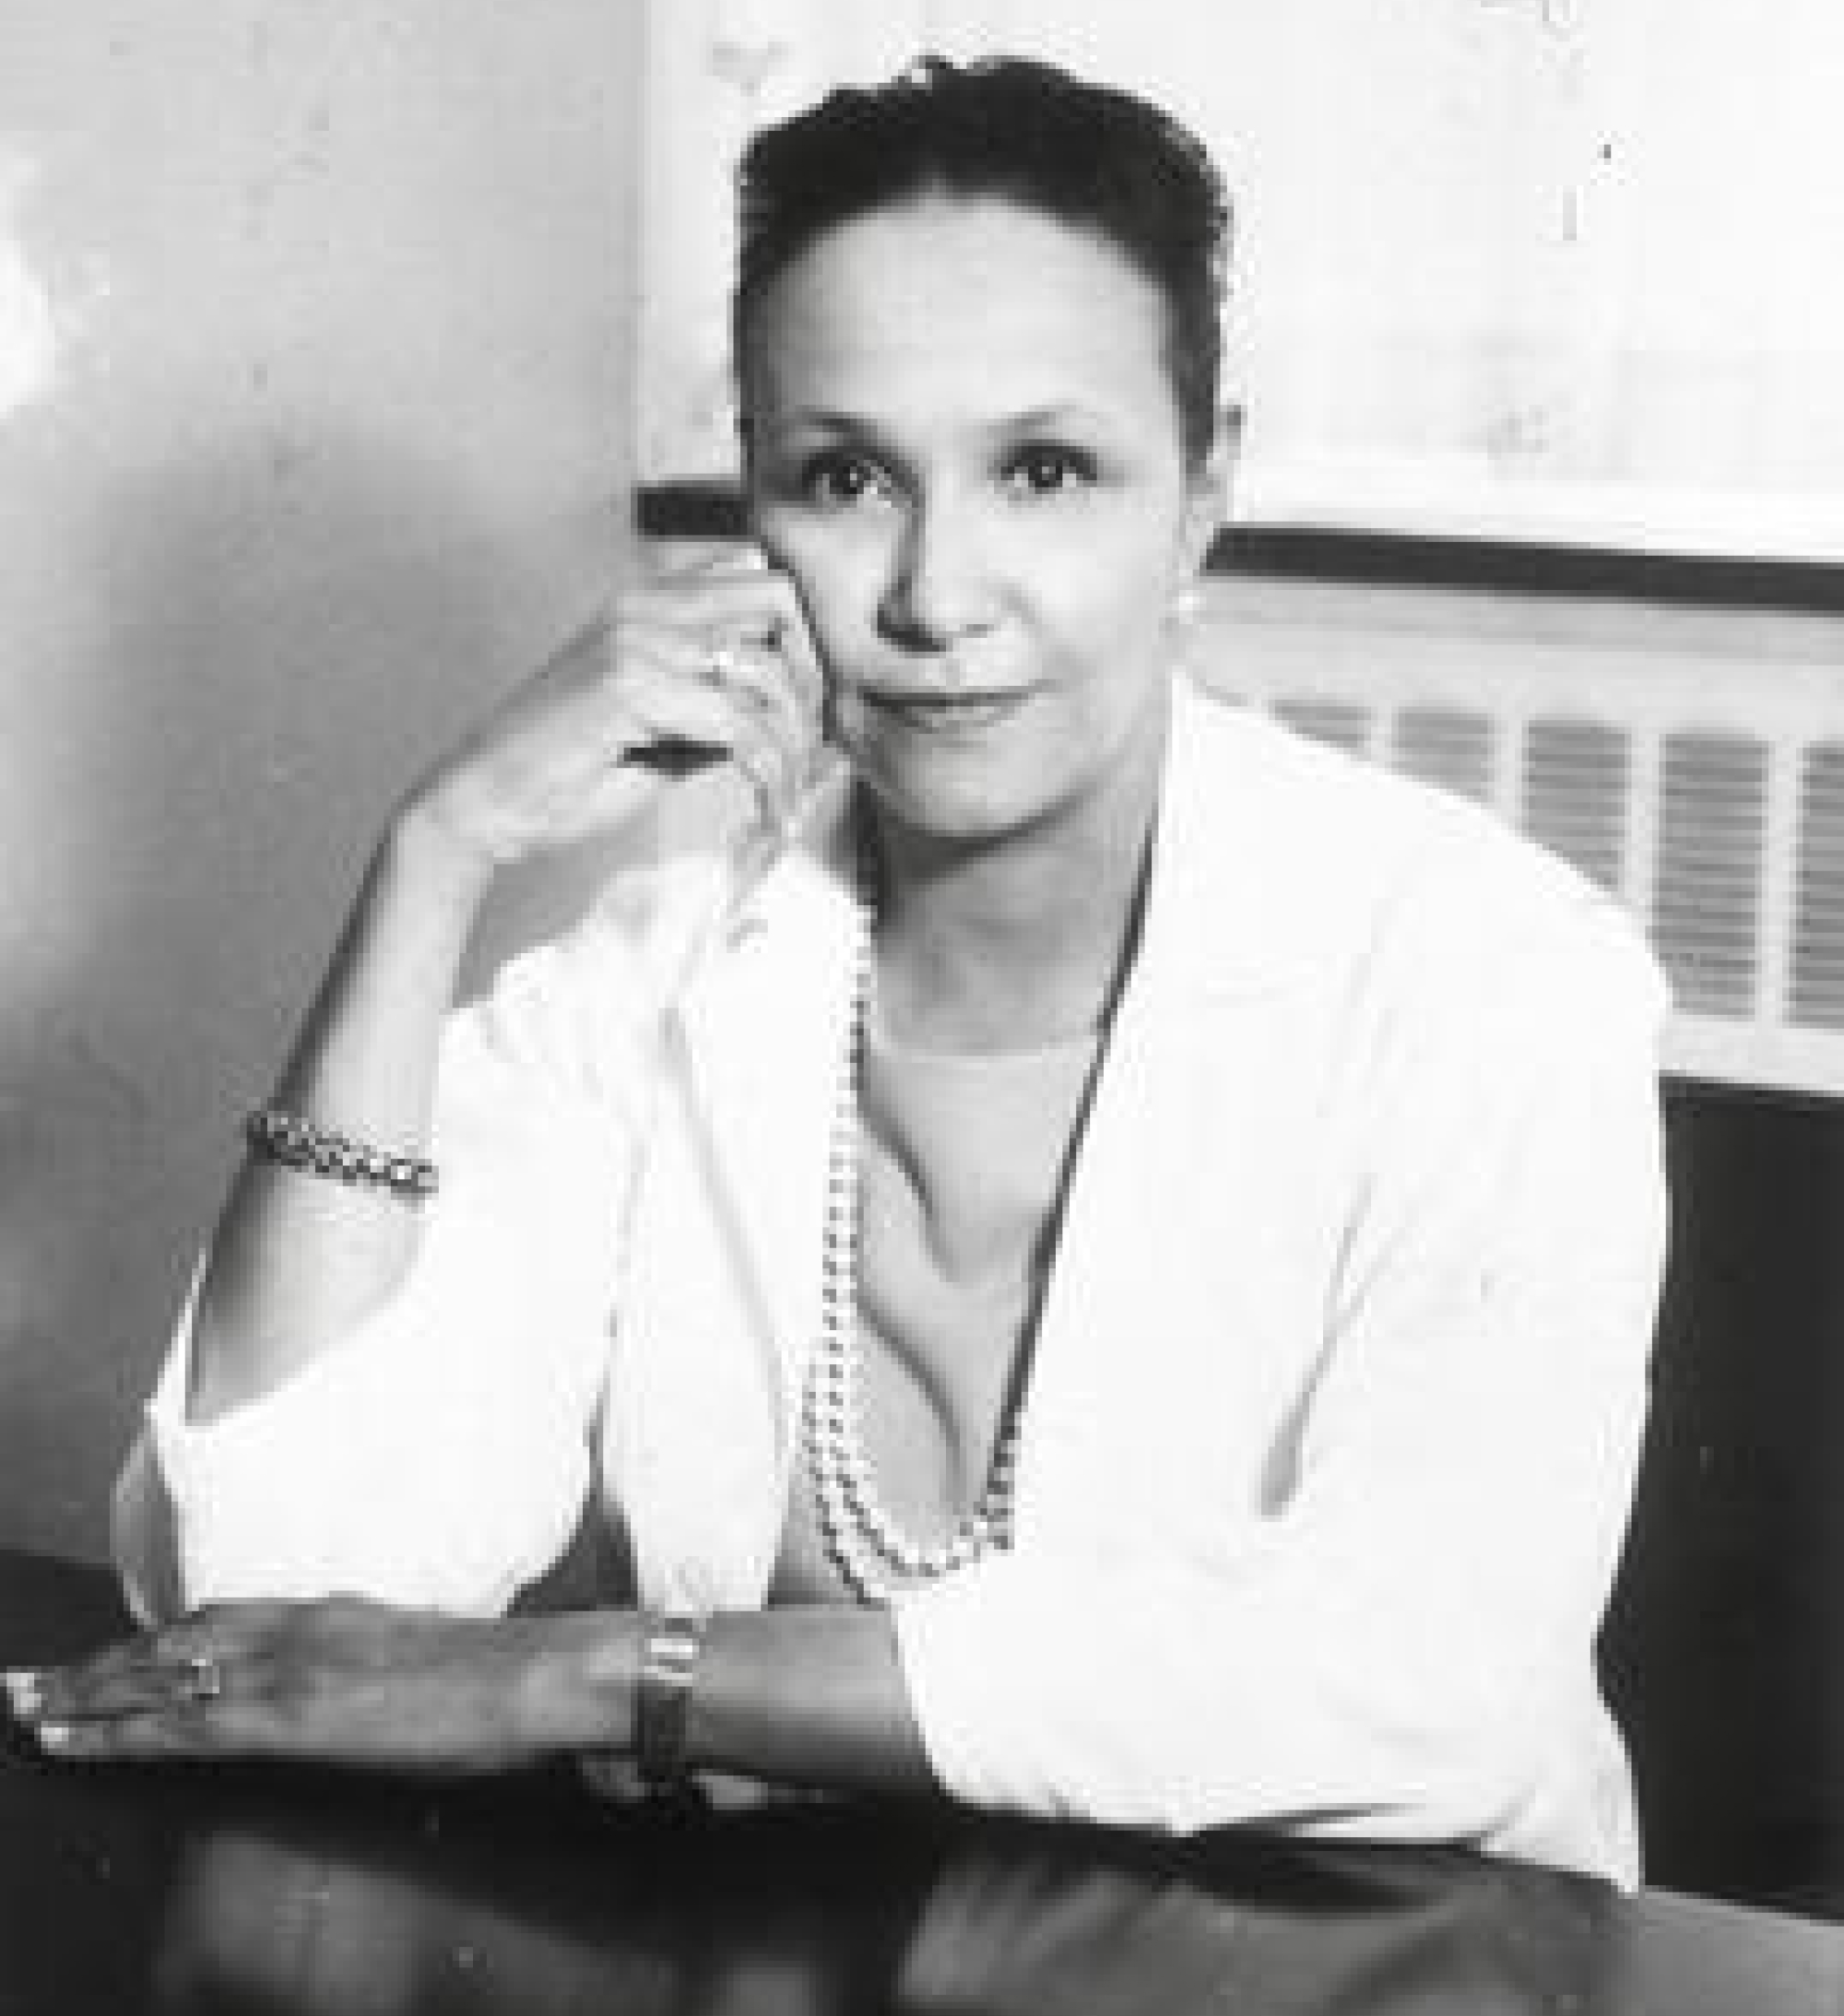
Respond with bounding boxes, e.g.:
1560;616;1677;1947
633;1609;707;1791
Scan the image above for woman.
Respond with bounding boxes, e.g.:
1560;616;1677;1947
4;57;1667;1884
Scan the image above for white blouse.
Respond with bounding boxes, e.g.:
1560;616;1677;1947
114;678;1670;1885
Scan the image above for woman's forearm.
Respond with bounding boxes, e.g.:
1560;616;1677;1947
692;1606;936;1796
183;577;822;1431
186;800;494;1425
8;1593;938;1800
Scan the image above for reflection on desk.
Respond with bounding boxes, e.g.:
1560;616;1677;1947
5;1547;1844;2016
149;1809;1618;2016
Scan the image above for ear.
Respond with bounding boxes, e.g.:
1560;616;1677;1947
1178;403;1241;578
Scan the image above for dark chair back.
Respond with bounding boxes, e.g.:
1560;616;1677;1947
1601;1079;1844;1913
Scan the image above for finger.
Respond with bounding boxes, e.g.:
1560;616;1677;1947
12;1604;275;1726
613;650;784;759
648;534;774;573
612;608;825;795
628;560;778;617
24;1645;224;1725
690;540;827;719
636;537;769;584
32;1698;238;1763
681;641;822;820
618;633;815;787
691;634;803;729
612;704;807;840
622;566;822;706
10;1637;167;1723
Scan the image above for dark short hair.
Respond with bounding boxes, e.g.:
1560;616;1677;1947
733;55;1232;471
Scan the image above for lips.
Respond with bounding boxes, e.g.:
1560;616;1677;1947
851;683;1029;732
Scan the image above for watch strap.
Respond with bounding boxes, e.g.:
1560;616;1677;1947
634;1609;706;1790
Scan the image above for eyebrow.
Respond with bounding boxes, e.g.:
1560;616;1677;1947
757;402;1120;448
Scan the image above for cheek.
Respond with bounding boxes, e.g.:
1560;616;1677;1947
1034;527;1185;655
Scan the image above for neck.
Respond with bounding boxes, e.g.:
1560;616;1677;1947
862;738;1164;1055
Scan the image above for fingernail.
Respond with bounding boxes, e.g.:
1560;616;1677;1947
34;1721;71;1751
2;1670;41;1719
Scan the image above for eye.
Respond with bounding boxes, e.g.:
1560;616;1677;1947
1001;442;1099;497
798;449;892;510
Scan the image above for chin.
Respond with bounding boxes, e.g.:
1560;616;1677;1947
857;762;1089;854
855;761;1016;841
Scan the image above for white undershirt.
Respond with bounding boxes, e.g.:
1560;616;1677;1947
769;1013;1102;1601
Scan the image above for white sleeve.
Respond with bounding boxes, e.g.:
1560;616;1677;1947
891;875;1668;1876
112;899;670;1624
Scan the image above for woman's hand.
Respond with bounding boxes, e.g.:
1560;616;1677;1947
2;1598;626;1774
406;548;826;886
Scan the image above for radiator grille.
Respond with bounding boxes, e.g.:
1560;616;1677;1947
1791;743;1844;1032
1392;708;1496;806
1520;717;1629;897
1220;647;1844;1093
1652;734;1769;1020
1271;696;1372;759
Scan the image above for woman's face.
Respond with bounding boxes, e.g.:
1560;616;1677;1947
743;195;1222;850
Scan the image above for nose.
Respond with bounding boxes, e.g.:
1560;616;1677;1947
877;489;996;652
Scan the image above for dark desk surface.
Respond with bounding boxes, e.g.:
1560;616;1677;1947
5;1550;1844;2016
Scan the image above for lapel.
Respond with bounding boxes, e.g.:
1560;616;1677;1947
675;796;864;1426
1011;681;1339;1539
613;790;860;1606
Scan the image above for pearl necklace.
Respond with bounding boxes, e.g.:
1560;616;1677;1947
802;848;1022;1606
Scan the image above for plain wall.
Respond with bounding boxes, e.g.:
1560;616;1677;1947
0;1;644;1557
